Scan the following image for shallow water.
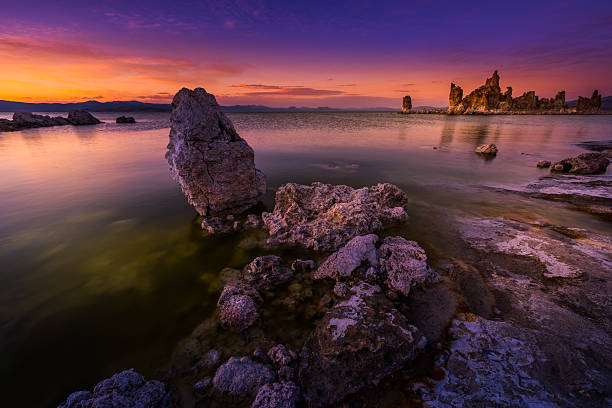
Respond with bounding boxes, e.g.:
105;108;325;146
0;111;610;406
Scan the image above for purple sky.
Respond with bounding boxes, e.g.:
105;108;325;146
1;0;611;107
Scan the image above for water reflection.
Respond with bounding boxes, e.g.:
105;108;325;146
0;111;610;406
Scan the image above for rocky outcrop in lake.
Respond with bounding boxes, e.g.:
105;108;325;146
551;152;609;174
447;70;602;115
166;87;266;218
401;95;412;113
0;110;102;132
116;116;136;123
262;182;409;251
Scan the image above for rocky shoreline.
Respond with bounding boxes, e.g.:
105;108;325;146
57;89;611;408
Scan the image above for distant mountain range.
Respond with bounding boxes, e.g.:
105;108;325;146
2;97;608;113
0;100;396;113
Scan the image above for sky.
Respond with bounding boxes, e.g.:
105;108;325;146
1;0;611;108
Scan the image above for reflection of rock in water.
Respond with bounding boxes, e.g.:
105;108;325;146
438;119;455;148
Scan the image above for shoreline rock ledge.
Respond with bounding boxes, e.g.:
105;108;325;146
166;88;266;217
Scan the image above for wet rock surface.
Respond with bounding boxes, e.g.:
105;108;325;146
166;87;266;217
58;369;166;408
262;182;409;251
298;282;426;407
551;152;609;174
419;215;612;408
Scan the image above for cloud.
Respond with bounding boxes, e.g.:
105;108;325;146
224;20;236;29
337;83;357;87
393;89;417;93
230;84;283;89
240;87;347;96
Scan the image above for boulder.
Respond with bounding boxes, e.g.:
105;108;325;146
116;116;136;123
67;110;101;125
213;357;275;397
251;382;300;408
378;236;439;296
298;282;426;407
314;234;379;280
537;160;551;168
243;255;292;290
57;369;166;408
475;143;498;155
165;87;266;217
551;152;609;174
217;284;262;332
262;182;409;251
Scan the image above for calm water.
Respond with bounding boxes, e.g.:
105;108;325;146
0;111;610;406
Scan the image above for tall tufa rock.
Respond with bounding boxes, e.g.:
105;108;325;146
576;90;601;113
446;70;596;114
401;95;412;113
166;87;266;217
449;83;463;108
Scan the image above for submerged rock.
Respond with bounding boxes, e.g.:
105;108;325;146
67;110;102;125
217;284;262;332
251;382;300;408
116;116;136;123
551;152;609;174
58;369;166;408
213;357;275;397
262;182;409;251
475;143;498;155
166;87;266;217
298;282;426;407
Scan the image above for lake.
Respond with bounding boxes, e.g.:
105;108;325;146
0;111;610;406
